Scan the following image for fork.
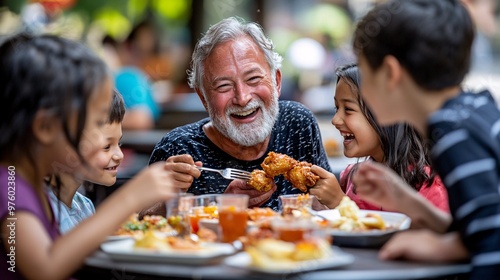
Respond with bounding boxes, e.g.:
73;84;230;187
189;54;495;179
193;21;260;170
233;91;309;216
196;166;251;181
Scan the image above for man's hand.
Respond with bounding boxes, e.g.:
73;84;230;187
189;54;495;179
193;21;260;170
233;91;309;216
164;154;202;192
137;154;201;220
224;179;277;208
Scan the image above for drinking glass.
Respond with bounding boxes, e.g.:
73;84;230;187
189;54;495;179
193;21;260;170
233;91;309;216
271;216;317;243
279;194;313;216
186;194;219;234
216;194;249;243
165;192;193;235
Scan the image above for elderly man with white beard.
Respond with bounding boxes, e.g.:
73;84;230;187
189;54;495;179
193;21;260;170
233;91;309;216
140;17;332;216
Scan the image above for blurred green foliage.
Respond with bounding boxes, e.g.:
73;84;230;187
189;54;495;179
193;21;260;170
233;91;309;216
70;0;191;39
2;0;191;40
3;0;26;13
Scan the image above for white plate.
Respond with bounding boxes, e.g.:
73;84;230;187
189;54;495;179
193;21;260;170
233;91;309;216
100;239;235;265
224;247;354;274
318;209;411;247
106;235;134;242
106;230;177;242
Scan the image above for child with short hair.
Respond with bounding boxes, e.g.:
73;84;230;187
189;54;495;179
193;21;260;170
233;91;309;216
351;0;500;278
47;90;125;233
0;33;200;280
310;64;450;231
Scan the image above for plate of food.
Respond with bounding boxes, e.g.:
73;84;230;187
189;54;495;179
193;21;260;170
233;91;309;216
101;231;235;265
109;214;178;241
318;197;411;247
223;238;354;274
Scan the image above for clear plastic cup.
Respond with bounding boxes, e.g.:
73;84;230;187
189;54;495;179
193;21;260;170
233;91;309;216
165;193;194;235
186;194;220;234
217;194;249;243
279;194;313;216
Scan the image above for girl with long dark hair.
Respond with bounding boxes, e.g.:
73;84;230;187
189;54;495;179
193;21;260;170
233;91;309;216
310;64;450;229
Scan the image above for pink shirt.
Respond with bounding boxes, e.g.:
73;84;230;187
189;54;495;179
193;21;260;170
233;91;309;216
340;164;450;213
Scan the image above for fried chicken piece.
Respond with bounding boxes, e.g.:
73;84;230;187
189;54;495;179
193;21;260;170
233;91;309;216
261;152;298;177
284;162;320;192
248;169;275;192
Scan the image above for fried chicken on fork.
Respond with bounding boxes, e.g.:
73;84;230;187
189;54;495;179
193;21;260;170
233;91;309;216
248;169;275;192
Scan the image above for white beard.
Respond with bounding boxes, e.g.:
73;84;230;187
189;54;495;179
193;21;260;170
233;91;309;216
207;90;279;147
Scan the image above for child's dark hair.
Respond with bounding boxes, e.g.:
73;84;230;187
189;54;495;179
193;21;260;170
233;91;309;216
109;89;126;124
353;0;474;91
337;63;435;190
0;33;109;174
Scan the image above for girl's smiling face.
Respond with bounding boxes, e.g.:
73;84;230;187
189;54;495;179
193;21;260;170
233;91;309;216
331;79;384;162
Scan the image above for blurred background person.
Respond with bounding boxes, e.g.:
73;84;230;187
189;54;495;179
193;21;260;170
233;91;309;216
461;0;500;104
114;19;164;130
462;0;497;72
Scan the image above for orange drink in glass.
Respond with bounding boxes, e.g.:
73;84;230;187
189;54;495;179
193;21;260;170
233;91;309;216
271;217;316;243
277;228;312;242
217;194;249;243
188;207;206;234
185;194;219;234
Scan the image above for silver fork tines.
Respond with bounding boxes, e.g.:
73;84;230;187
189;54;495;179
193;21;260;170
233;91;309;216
196;166;251;181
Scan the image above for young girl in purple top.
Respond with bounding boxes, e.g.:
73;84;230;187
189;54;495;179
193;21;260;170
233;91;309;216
0;34;200;280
